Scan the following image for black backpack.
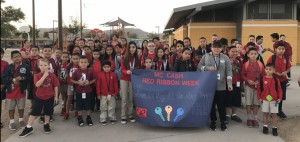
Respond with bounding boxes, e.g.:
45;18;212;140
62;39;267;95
271;54;288;70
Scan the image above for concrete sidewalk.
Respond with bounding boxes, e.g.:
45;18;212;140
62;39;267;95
4;66;300;142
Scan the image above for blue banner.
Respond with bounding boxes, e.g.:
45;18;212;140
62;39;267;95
131;69;217;127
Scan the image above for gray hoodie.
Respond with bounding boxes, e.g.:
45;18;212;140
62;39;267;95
197;52;232;91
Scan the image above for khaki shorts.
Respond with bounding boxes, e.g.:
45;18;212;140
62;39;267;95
59;84;68;94
67;85;75;96
262;100;278;113
245;85;260;106
6;98;26;110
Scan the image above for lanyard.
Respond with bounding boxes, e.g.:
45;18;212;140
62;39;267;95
105;72;111;93
163;60;167;71
129;58;135;70
212;55;220;71
265;77;273;95
202;50;206;55
250;62;259;80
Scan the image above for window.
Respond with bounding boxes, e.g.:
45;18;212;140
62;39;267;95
270;0;293;19
247;0;269;19
298;5;300;20
215;7;236;22
193;10;214;22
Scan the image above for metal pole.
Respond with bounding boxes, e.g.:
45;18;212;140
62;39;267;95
58;0;63;50
32;0;36;46
80;0;82;38
53;20;55;45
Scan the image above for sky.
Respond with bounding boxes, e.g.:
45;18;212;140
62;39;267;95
2;0;212;33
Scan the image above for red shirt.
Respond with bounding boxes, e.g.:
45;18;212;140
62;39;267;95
34;72;60;100
67;64;79;84
96;72;118;96
29;55;42;73
71;68;94;93
58;62;69;84
107;56;116;71
120;56;140;82
92;60;102;78
6;64;26;99
141;52;155;65
267;55;291;82
1;60;9;75
192;59;200;70
86;53;93;63
241;61;265;89
257;76;282;101
231;58;242;84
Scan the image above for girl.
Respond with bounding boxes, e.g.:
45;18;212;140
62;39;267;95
104;45;116;72
72;46;82;55
120;41;140;124
73;37;80;46
170;40;184;70
121;38;127;55
153;48;170;71
173;47;195;72
141;40;148;54
20;39;31;61
144;58;153;70
172;39;177;46
164;47;170;61
110;34;120;48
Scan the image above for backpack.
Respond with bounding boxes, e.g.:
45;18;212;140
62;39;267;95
271;54;288;70
260;76;278;92
244;60;264;76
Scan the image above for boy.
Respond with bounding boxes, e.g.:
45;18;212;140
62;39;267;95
83;46;93;63
197;37;211;54
257;63;282;136
267;41;291;119
1;48;9;128
241;47;265;128
193;50;202;70
58;52;69;115
183;37;195;57
96;61;118;125
170;40;184;69
26;46;42;112
87;39;94;50
2;51;31;131
71;56;95;126
19;58;59;137
54;49;62;67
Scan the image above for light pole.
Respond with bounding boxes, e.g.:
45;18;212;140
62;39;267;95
32;0;36;45
155;26;160;37
58;0;63;50
53;20;58;45
80;0;83;38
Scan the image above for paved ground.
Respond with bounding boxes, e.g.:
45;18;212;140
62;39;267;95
2;49;300;142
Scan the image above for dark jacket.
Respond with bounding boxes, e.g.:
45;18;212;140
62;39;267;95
2;62;31;93
173;59;195;72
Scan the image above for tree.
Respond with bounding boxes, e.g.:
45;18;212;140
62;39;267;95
1;0;25;38
43;32;50;38
64;16;86;36
21;25;40;39
146;32;158;39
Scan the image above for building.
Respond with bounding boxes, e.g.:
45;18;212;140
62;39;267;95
165;0;300;65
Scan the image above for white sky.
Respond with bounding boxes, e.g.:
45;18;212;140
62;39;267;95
2;0;212;33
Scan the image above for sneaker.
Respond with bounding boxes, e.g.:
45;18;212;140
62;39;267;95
231;115;242;123
277;111;287;119
64;113;69;120
60;108;66;116
247;119;253;128
9;123;17;131
272;127;278;136
121;119;127;124
210;121;216;131
19;127;33;137
110;120;117;125
221;122;227;131
130;117;136;123
75;111;79;117
43;123;51;134
252;120;259;128
77;116;84;127
39;115;45;123
263;126;269;134
101;121;107;126
286;83;290;87
86;116;93;126
19;121;26;128
49;116;54;122
225;115;230;124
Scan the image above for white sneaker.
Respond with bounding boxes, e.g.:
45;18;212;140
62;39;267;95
121;119;127;124
130;118;136;123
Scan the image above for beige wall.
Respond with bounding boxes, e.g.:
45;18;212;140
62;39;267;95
187;22;237;49
173;25;187;42
298;22;300;65
241;20;298;65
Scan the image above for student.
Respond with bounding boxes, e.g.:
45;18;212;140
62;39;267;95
236;43;245;63
219;38;228;54
198;40;233;131
1;48;9;128
170;40;184;69
144;58;153;70
244;42;265;66
58;52;69;116
72;46;82;55
169;45;176;58
192;50;202;70
257;63;282;136
20;40;31;61
96;61;119;125
78;39;85;53
110;34;119;48
91;49;101;111
230;39;239;46
103;45;116;71
99;46;106;62
64;53;80;120
141;40;148;53
87;39;94;50
172;39;177;47
242;35;260;55
26;46;42;112
163;48;170;60
114;44;122;81
183;37;195;57
83;46;93;63
266;41;291;119
197;37;211;54
19;58;59;137
54;49;62;67
102;40;108;49
41;45;57;75
207;34;218;49
153;48;170;71
94;40;101;50
71;56;95;126
137;47;143;60
120;41;140;124
141;41;156;65
173;48;195;72
2;51;31;131
121;38;127;55
225;46;243;123
241;47;265;128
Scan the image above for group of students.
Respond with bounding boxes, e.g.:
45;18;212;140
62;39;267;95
0;32;294;138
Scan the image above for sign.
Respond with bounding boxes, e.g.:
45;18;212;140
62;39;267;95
131;69;217;127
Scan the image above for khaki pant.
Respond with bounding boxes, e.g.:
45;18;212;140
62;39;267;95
100;96;116;122
262;100;278;113
6;98;26;110
120;80;133;119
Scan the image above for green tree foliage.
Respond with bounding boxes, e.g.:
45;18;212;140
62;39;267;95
64;16;86;36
